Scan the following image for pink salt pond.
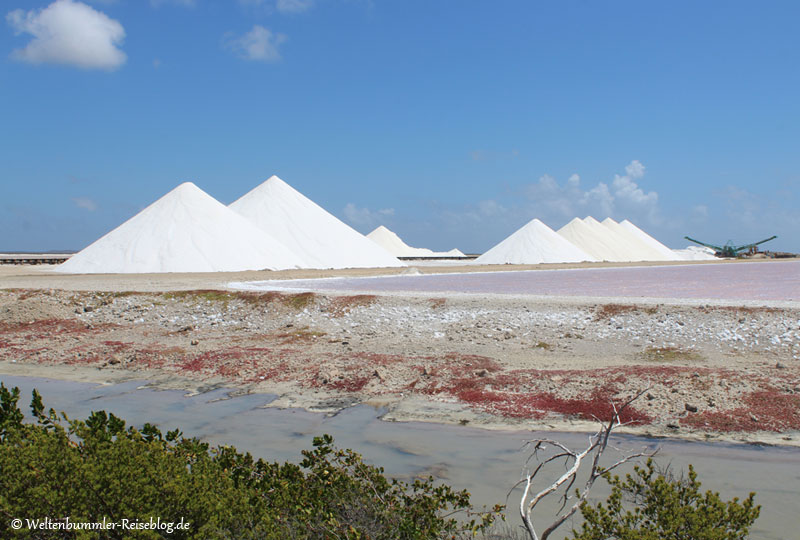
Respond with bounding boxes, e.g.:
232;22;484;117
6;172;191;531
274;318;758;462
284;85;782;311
237;260;800;303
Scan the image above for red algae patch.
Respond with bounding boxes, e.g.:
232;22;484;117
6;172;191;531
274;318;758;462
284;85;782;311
682;389;800;432
457;389;652;424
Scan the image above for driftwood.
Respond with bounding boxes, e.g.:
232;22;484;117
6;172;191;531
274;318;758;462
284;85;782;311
513;388;656;540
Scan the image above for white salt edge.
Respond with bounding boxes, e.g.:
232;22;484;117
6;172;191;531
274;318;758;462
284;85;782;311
56;182;306;274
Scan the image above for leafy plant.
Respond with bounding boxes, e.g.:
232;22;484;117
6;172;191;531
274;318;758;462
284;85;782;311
572;458;760;540
0;383;500;539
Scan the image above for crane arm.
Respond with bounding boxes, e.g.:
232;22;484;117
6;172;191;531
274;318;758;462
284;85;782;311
735;235;777;250
684;236;723;251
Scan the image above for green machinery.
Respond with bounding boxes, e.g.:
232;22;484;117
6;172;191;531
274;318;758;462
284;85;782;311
684;235;777;258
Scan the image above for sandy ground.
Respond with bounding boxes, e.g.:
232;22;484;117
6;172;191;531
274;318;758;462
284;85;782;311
1;261;799;447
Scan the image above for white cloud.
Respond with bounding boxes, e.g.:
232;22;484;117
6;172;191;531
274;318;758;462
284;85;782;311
276;0;313;14
581;182;615;218
612;173;658;206
624;159;645;179
6;0;126;70
224;25;286;62
566;173;580;189
521;160;661;225
72;197;97;211
343;203;394;227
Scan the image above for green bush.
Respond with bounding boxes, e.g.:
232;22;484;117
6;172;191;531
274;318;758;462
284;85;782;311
0;383;500;539
572;458;760;540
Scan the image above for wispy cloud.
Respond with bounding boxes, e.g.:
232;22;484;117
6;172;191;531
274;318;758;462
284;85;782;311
150;0;196;8
237;0;314;15
524;160;660;224
72;197;98;211
276;0;313;14
224;25;286;62
343;203;394;227
6;0;126;71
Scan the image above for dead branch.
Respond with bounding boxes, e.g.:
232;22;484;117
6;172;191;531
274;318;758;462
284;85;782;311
517;387;656;540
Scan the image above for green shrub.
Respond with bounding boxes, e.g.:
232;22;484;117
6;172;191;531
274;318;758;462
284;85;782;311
572;458;760;540
0;383;500;539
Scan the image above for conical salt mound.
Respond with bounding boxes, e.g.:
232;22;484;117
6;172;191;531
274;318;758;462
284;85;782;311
367;225;467;257
230;176;404;269
56;182;306;274
557;216;636;262
602;218;679;261
476;218;596;264
618;219;682;261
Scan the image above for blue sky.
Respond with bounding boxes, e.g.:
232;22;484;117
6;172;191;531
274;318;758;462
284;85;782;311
2;0;798;254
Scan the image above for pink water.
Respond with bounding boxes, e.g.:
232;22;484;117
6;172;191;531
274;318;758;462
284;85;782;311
247;260;800;302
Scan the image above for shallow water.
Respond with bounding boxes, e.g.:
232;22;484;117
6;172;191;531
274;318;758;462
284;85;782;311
2;375;799;539
233;260;800;302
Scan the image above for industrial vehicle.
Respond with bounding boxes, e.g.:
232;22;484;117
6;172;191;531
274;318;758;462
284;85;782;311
684;235;777;258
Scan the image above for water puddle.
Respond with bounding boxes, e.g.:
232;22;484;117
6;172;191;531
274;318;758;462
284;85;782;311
3;374;798;539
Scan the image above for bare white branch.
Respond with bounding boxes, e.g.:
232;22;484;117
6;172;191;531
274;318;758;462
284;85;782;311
516;386;656;540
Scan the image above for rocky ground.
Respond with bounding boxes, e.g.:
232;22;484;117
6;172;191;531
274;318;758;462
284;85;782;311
1;283;799;445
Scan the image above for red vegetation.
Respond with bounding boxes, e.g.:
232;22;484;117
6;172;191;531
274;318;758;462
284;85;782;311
594;303;656;321
101;341;132;353
455;387;651;424
328;295;377;317
682;389;800;432
326;375;372;392
0;319;111;339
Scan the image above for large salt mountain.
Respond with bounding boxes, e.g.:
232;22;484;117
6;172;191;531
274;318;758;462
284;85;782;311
618;219;683;261
230;176;404;269
557;216;636;262
475;218;596;264
602;218;680;261
57;182;305;274
368;225;466;258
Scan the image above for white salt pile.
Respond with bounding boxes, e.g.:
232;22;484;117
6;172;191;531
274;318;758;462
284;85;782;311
230;176;404;269
557;217;637;262
673;245;718;260
602;218;680;261
618;219;682;261
367;225;467;258
475;218;596;264
57;182;305;274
